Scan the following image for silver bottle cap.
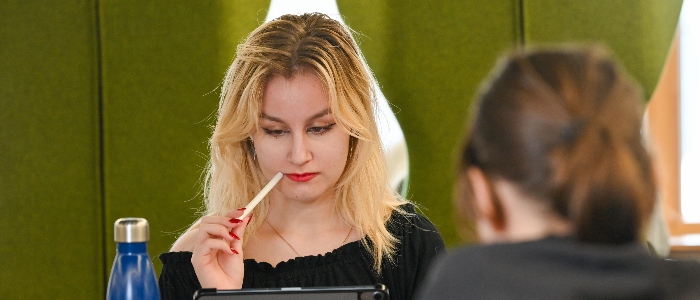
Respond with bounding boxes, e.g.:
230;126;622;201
114;218;150;243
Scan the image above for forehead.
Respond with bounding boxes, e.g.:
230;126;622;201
261;71;331;119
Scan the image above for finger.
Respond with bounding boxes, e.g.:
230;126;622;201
193;223;237;250
192;238;237;260
229;215;252;253
223;207;247;221
200;215;241;228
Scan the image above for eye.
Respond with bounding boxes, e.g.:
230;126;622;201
308;123;336;135
262;127;289;138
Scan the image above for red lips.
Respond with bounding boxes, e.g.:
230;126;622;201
286;173;318;182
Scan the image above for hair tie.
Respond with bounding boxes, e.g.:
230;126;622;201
560;119;586;143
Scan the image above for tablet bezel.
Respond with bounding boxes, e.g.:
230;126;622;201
193;284;389;300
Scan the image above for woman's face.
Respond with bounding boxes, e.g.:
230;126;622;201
251;71;350;204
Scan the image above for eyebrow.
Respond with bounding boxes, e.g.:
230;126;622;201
261;108;331;123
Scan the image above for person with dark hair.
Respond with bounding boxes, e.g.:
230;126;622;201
416;46;700;299
158;13;444;300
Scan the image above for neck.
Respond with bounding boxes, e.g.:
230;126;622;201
484;180;572;243
244;185;356;262
501;204;571;242
265;191;344;233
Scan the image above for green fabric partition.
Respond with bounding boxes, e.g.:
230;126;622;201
0;1;103;298
339;1;523;246
0;1;683;298
523;0;683;99
340;0;683;246
99;0;271;275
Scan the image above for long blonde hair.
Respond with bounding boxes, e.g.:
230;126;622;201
199;13;405;272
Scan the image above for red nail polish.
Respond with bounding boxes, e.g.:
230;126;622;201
229;218;242;223
230;232;240;240
237;207;246;211
247;215;253;225
231;248;239;254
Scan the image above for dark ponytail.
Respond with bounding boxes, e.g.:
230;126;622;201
461;46;656;244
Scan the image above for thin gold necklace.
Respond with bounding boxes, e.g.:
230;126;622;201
265;219;353;257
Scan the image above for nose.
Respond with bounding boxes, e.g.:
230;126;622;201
289;134;312;165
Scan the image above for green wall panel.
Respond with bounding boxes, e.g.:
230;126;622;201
0;1;103;298
523;0;683;99
99;0;270;276
340;1;521;246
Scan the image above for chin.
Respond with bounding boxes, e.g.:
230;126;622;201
277;179;335;202
288;189;334;203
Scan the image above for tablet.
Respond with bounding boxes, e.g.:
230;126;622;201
193;284;389;300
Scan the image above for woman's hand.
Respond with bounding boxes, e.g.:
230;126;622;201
191;208;251;289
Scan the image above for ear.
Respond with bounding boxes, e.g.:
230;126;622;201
467;167;494;221
466;167;505;242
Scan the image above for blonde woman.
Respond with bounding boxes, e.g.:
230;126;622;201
158;13;445;300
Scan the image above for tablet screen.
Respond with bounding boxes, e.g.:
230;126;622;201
194;285;389;300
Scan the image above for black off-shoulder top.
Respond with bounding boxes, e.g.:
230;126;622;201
158;204;445;300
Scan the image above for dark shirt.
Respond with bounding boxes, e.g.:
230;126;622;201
416;236;700;299
159;204;445;300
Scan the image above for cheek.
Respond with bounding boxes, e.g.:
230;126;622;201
252;138;287;168
325;135;350;165
307;135;349;175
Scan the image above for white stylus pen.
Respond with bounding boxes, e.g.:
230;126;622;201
238;172;283;219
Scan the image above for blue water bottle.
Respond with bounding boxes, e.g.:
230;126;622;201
107;218;161;300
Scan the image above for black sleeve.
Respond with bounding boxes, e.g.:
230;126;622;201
158;252;202;300
383;204;446;300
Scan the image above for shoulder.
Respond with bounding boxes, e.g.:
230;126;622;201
389;204;442;239
389;203;426;226
387;203;446;254
657;256;700;273
380;204;446;300
414;245;488;300
431;244;487;272
169;224;200;252
656;257;700;296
